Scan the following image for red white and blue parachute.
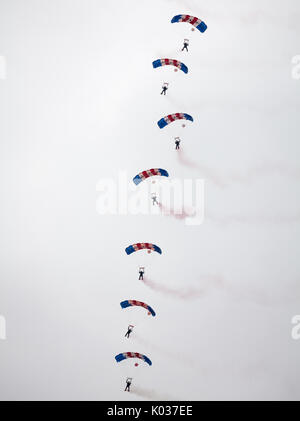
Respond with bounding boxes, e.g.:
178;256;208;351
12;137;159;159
171;14;207;33
157;113;193;129
115;352;152;366
125;243;162;255
152;58;188;74
133;168;169;185
120;300;156;317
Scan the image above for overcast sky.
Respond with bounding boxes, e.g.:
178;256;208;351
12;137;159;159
0;0;300;400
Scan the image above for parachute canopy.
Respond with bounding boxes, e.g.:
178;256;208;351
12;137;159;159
171;14;207;33
157;113;193;129
152;58;188;74
120;300;156;317
115;352;152;366
133;168;169;185
125;243;162;255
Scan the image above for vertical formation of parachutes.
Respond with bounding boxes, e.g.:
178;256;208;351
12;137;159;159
115;11;207;384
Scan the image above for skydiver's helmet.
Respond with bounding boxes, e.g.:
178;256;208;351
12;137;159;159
175;137;180;142
184;39;189;45
139;266;145;273
126;377;132;385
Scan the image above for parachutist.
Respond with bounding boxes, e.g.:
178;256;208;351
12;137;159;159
115;352;152;366
139;267;145;280
125;325;134;338
175;137;181;150
125;243;162;255
124;377;132;392
120;299;156;317
157;113;193;129
133;169;169;186
182;39;189;52
152;59;188;74
151;193;158;205
161;82;169;95
171;14;207;33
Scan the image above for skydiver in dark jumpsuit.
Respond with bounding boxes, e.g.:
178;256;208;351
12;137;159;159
139;268;144;280
182;40;189;52
175;138;181;150
125;325;133;338
161;84;168;95
152;194;158;205
124;378;132;392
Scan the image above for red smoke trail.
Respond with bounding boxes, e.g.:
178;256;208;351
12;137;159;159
134;333;197;369
142;275;224;300
142;276;294;308
177;150;300;187
132;386;176;401
177;149;226;188
158;202;195;220
226;162;300;184
206;211;300;226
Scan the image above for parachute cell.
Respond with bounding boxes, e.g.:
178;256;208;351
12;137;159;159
120;300;156;317
133;168;169;185
115;352;152;366
171;14;207;33
157;113;193;129
125;243;162;255
152;59;188;74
